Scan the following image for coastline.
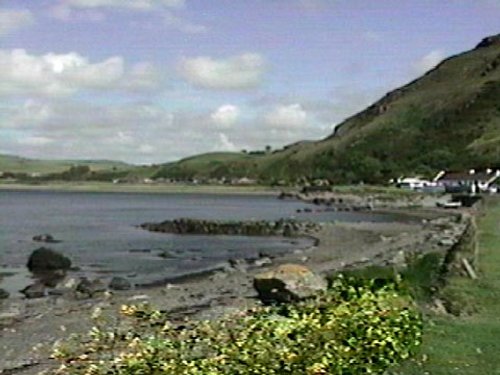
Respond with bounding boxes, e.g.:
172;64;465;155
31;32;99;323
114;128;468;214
0;208;460;374
0;182;280;196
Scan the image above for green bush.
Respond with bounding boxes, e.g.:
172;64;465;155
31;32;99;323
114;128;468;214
52;277;422;374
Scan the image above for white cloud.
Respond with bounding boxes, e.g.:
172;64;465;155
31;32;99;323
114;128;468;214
265;104;308;129
179;53;266;90
210;105;240;128
0;49;160;97
0;96;333;163
217;133;237;152
414;49;445;74
0;9;34;37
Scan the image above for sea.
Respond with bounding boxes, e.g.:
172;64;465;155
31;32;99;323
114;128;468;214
0;189;405;295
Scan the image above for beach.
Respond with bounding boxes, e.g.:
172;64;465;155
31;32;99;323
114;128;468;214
0;204;461;374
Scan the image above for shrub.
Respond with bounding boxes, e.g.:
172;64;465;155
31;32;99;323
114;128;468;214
52;277;422;374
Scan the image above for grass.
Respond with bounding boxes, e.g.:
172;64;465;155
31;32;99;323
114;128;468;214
395;197;500;374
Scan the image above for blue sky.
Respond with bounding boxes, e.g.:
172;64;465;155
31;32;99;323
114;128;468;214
0;0;499;163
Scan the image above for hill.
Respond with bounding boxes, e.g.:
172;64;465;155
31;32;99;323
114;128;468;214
154;34;500;184
153;152;264;180
0;154;131;175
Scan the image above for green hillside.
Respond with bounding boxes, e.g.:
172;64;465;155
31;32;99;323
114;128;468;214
154;34;500;184
153;152;264;180
0;154;131;175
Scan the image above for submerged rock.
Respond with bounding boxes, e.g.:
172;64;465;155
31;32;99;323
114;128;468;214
27;247;72;272
253;264;327;304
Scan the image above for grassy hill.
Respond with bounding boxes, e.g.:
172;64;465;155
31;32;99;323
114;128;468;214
0;154;131;175
153;152;265;180
154;34;500;184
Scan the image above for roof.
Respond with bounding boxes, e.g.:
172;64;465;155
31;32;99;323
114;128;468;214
438;170;500;183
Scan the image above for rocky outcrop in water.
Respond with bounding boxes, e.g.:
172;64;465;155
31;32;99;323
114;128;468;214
27;248;72;272
32;234;61;244
253;264;327;304
140;218;320;237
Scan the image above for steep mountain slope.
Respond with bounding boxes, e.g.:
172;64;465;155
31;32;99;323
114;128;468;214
155;34;499;184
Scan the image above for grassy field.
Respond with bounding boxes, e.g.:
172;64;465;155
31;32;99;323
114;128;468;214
396;197;500;374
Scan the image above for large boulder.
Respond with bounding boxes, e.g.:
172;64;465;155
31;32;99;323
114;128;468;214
253;264;327;304
27;247;72;272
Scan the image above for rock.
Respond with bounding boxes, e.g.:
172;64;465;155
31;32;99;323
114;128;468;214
21;283;45;299
109;277;132;291
228;258;249;273
253;264;327;304
254;257;272;267
48;277;78;296
27;247;72;272
159;250;175;259
76;278;106;298
0;288;9;299
439;238;455;247
0;304;23;325
32;234;60;243
390;250;407;269
61;277;78;289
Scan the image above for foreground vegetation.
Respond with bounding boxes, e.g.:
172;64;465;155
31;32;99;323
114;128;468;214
52;278;422;374
396;197;500;374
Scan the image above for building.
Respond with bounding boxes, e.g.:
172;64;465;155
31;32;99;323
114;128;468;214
395;177;435;190
434;169;500;193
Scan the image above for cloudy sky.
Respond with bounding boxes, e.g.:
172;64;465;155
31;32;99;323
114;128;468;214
1;0;499;163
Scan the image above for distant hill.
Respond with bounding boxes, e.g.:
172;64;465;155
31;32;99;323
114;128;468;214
153;152;263;180
154;34;500;184
0;154;131;175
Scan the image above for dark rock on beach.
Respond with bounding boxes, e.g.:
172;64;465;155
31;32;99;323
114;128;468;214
253;264;327;304
109;277;132;291
0;288;9;299
76;278;106;298
21;283;46;299
27;247;72;272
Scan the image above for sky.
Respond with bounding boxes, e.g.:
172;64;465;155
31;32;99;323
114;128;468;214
0;0;499;164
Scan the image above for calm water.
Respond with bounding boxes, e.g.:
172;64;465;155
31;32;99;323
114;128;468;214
0;190;403;294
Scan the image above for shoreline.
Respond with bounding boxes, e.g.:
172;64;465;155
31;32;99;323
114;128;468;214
0;208;461;373
0;182;280;196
